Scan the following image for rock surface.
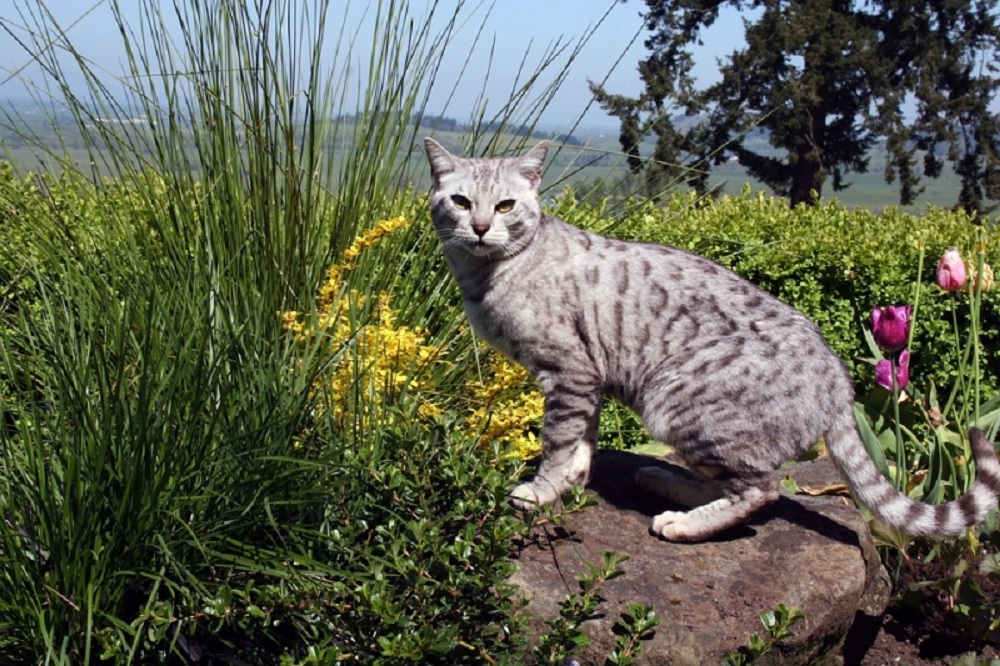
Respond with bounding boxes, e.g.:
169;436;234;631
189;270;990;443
509;451;891;665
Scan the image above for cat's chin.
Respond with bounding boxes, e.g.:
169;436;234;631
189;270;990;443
460;242;506;258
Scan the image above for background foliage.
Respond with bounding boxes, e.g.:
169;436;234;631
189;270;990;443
3;150;998;661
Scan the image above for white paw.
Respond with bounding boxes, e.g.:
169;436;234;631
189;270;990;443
509;480;560;510
651;510;696;542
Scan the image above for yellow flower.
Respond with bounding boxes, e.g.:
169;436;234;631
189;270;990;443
508;431;542;460
463;354;545;458
280;310;304;335
418;401;443;419
280;216;544;458
279;216;440;435
340;215;411;264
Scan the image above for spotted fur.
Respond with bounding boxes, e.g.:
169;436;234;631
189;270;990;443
423;137;1000;542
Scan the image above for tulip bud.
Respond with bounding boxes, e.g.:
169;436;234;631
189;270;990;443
935;247;966;291
875;349;910;391
871;305;912;353
970;262;995;293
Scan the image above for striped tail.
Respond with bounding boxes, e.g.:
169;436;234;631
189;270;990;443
826;418;1000;537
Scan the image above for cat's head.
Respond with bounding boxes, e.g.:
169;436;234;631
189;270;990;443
423;138;548;259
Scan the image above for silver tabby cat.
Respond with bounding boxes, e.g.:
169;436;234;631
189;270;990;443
424;137;1000;542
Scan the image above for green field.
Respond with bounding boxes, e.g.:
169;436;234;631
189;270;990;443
1;103;967;213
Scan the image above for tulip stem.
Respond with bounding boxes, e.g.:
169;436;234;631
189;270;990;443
944;295;965;420
890;244;924;492
891;357;905;491
972;227;986;425
943;300;977;423
906;244;925;352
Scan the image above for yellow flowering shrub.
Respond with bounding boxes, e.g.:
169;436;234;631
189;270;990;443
464;354;545;460
282;216;442;434
282;215;545;457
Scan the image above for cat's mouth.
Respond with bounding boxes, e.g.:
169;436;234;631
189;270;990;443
466;240;499;256
456;232;497;251
451;230;511;258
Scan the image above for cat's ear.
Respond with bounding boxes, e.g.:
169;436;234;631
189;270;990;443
424;137;459;184
517;141;549;189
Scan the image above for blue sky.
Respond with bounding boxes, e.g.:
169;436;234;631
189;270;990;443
0;1;746;132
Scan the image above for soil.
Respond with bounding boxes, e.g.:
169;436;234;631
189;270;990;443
851;546;1000;666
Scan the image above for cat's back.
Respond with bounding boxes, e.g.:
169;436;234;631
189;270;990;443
536;214;813;330
527;214;847;386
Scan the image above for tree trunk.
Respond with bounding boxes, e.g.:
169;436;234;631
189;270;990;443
789;105;827;207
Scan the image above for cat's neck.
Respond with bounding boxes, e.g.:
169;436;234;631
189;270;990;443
444;248;505;293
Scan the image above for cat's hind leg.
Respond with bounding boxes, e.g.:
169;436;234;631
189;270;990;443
644;473;779;542
635;465;724;508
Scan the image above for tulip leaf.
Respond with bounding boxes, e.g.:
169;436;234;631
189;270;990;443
926;380;939;411
861;327;885;360
979;552;1000;576
974;395;1000;437
855;402;890;478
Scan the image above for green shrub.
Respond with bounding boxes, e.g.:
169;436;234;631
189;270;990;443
309;416;528;665
0;165;149;322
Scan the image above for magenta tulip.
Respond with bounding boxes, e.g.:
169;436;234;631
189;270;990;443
936;247;967;292
871;305;912;353
875;349;910;391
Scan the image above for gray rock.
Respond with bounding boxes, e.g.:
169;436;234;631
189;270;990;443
509;451;891;665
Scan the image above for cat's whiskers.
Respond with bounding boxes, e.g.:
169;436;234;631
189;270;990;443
437;231;468;254
495;240;521;261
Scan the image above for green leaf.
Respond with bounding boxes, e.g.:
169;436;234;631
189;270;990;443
861;327;885;360
628;442;672;457
779;475;799;494
854;402;890;478
979;552;1000;576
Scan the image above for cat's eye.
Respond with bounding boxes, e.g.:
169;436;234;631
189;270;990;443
451;194;471;210
495;199;515;214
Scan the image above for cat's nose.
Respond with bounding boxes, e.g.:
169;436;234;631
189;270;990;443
471;223;490;238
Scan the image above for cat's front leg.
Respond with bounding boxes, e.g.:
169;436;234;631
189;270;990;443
510;377;602;509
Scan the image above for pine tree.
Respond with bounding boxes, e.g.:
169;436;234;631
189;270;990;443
592;0;1000;211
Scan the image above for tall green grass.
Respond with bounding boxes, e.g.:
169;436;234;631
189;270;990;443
0;0;614;662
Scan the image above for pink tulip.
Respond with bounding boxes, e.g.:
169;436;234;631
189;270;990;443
875;349;910;391
871;305;912;353
936;247;967;292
